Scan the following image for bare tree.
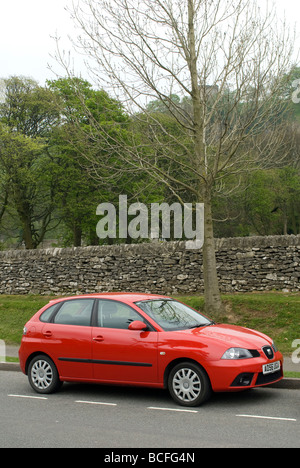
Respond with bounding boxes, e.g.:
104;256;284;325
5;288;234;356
57;0;295;314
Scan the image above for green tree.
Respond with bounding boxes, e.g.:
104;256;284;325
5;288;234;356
244;168;300;236
48;77;142;246
0;77;60;248
0;125;53;248
0;76;59;137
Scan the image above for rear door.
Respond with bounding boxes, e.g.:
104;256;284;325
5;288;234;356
41;299;94;380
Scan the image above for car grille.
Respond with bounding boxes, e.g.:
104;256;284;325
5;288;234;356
262;345;274;360
255;370;282;385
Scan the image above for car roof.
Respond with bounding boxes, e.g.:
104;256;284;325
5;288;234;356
48;292;170;305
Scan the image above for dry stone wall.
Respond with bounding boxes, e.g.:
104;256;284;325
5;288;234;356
0;235;299;295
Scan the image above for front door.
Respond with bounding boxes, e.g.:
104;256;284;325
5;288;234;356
92;300;158;383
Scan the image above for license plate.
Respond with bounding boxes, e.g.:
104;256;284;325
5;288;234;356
262;361;280;375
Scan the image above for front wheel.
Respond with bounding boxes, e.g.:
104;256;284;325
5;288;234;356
28;355;62;394
168;362;211;407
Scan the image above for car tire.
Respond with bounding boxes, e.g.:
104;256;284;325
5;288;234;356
28;355;62;394
168;362;211;407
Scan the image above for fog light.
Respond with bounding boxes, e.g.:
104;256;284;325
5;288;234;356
230;373;254;387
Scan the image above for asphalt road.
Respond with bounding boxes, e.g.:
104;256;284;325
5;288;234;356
1;371;299;449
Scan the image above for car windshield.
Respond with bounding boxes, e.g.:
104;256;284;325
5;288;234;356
135;299;213;331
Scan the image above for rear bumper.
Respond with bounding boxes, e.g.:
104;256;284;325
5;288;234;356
18;343;29;375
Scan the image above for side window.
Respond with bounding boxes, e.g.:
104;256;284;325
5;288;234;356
97;300;144;329
54;299;94;326
40;304;59;323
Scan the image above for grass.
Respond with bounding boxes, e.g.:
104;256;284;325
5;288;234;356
0;292;299;357
0;295;53;345
285;372;300;378
177;292;300;356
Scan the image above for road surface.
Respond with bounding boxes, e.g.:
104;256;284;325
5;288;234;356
1;371;299;448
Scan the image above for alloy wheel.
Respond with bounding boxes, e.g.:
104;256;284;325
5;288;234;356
31;359;54;390
172;367;201;403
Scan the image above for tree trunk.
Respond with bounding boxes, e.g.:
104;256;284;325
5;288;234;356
0;189;8;223
15;198;35;249
187;0;223;316
73;224;82;247
202;187;224;317
21;217;35;249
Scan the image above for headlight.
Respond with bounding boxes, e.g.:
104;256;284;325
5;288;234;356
221;348;253;360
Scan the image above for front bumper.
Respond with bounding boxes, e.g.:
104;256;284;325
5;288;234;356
205;352;284;392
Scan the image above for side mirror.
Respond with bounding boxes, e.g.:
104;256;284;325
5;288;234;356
128;320;148;331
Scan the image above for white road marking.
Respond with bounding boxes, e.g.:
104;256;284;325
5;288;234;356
236;414;297;422
148;406;198;414
8;394;48;400
75;400;117;406
6;395;297;421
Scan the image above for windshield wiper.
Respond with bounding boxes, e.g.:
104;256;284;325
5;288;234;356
188;321;215;329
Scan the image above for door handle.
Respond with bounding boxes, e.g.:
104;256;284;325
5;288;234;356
43;331;52;338
93;335;104;343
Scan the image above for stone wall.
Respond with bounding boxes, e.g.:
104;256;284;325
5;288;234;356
0;235;299;295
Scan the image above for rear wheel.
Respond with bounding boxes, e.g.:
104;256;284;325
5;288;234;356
168;362;211;407
28;355;62;394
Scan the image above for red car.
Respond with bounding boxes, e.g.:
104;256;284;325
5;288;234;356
19;293;283;406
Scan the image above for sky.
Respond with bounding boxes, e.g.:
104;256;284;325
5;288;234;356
0;0;77;84
0;0;299;86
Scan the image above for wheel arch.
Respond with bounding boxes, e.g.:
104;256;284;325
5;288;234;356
25;352;57;375
163;357;211;389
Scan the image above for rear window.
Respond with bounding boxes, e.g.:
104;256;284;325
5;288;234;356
53;299;94;326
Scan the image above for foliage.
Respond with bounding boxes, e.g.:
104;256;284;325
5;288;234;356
47;77;162;246
0;77;60;248
0;124;54;249
0;73;300;248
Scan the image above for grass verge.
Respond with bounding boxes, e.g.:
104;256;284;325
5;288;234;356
178;292;300;356
0;296;53;345
0;292;299;357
